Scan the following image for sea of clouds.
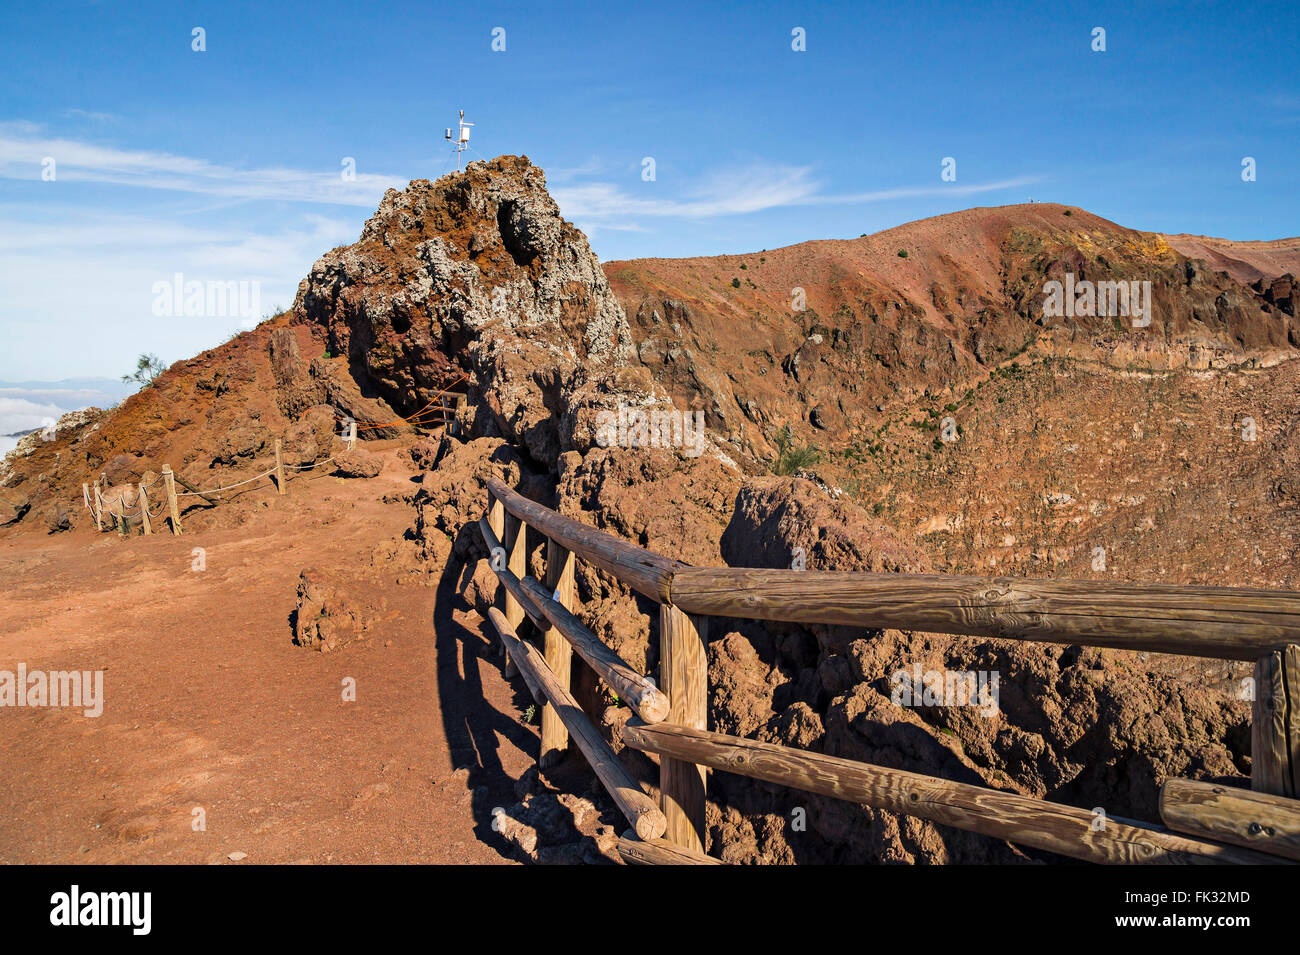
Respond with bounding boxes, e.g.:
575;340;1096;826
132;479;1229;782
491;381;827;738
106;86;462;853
0;379;133;457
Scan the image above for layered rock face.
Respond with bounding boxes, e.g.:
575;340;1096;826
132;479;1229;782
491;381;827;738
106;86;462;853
606;206;1300;467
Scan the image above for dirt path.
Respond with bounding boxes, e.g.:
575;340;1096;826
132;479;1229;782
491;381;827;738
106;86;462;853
0;450;536;863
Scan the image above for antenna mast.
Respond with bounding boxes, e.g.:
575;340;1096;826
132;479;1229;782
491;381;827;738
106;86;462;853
444;109;474;172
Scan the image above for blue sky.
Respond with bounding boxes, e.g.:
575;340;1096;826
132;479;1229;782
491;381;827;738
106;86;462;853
0;0;1297;398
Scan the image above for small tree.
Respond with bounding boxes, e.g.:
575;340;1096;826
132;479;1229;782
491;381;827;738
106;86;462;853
122;353;166;388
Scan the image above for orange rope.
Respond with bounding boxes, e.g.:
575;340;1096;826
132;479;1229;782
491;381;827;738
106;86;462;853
338;374;468;431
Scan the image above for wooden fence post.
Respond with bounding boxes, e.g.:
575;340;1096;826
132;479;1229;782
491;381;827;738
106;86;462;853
1252;645;1299;797
139;483;152;535
660;604;708;851
347;421;357;450
161;465;182;535
540;538;576;769
274;438;286;495
91;484;102;531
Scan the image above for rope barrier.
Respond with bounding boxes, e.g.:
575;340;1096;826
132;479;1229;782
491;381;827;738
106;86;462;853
79;398;414;531
175;466;278;497
285;455;337;471
337;374;468;432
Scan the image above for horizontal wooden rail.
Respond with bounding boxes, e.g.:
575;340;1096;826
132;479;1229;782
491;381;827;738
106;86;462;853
486;478;681;603
486;608;667;841
519;576;669;723
488;607;545;704
477;517;550;629
616;832;724;865
621;722;1288;865
1160;779;1300;861
669;568;1300;660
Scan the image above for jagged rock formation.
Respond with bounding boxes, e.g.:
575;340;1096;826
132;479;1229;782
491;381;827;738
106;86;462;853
293;156;636;465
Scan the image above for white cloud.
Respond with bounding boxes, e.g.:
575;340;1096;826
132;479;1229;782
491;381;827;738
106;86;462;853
554;161;1044;228
0;394;65;436
0;123;407;206
554;162;821;220
0;208;359;379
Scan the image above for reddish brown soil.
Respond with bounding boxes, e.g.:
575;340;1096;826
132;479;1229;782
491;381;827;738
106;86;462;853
1161;233;1300;285
0;448;535;864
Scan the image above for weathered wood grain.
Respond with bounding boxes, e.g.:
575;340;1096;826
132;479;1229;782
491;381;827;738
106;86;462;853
1161;778;1300;861
1252;645;1299;796
616;832;724;865
540;538;576;769
505;514;528;635
488;607;666;841
138;484;152;535
161;465;182;534
520;575;669;723
486;478;680;603
670;568;1300;660
477;517;548;629
621;722;1288;865
658;605;707;852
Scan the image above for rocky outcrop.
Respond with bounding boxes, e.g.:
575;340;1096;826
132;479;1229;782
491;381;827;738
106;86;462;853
333;448;383;479
291;568;377;652
699;477;1251;863
293;156;637;467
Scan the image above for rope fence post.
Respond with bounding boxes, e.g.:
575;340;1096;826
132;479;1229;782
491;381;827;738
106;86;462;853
347;421;356;450
139;483;152;535
162;465;182;535
89;483;102;531
273;438;286;495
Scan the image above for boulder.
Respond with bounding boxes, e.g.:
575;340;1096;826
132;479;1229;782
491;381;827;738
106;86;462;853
334;449;383;479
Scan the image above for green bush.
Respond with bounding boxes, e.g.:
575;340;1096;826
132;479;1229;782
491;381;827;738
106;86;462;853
773;424;821;475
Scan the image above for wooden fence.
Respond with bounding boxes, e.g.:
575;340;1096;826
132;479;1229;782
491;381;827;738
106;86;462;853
477;476;1300;865
80;388;467;537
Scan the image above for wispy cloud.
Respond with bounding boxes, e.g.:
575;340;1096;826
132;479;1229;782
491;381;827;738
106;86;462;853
62;109;119;124
0;123;406;206
554;162;819;220
554;161;1045;229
